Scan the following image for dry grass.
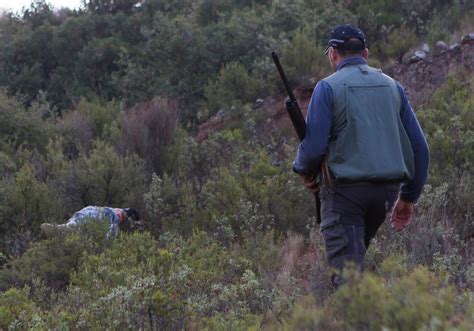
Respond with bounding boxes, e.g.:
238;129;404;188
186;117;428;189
280;232;305;275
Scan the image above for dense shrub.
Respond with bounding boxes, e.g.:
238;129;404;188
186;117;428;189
0;2;472;330
0;287;37;330
0;164;62;232
280;24;329;85
75;98;120;139
0;94;56;158
0;221;110;291
379;24;417;63
0;163;65;257
276;266;471;331
143;130;316;237
416;75;473;237
0;230;281;329
59;108;95;155
204;62;260;117
331;267;456;330
0;0;472;126
144;173;195;235
58;140;146;209
417;75;473;182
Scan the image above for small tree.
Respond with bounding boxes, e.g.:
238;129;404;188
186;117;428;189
204;62;259;116
281;24;328;84
1;164;63;235
71;141;145;207
380;25;417;64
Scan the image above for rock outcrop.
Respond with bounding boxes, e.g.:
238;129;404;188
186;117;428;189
385;42;474;108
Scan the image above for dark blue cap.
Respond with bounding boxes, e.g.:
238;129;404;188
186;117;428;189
325;24;366;54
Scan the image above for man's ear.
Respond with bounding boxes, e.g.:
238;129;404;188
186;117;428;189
363;48;369;60
329;47;337;61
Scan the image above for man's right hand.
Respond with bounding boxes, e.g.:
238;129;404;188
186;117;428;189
390;198;414;231
299;173;319;193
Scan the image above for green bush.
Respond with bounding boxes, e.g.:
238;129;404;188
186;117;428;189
333;267;455;330
153;130;316;236
0;93;56;158
416;75;473;237
204;62;260;116
66;140;146;208
65;232;186;329
276;266;469;331
201;167;246;218
417;75;474;182
0;3;472;329
75;98;120;139
0;163;64;254
198;311;261;330
0;221;110;291
143;173;196;235
280;24;329;84
279;296;328;331
23;230;275;329
0;287;37;330
379;24;417;64
5;164;62;228
71;232;168;295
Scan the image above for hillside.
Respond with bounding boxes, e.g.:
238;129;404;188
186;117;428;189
0;1;473;329
387;40;474;108
198;39;474;142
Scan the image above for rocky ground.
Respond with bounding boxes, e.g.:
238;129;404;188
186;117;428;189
387;41;474;108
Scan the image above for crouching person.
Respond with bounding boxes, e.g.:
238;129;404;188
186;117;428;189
41;206;141;238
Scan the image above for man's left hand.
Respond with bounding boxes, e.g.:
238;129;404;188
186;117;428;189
390;198;414;231
299;173;319;193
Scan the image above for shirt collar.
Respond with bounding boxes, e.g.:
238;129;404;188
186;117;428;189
336;56;367;71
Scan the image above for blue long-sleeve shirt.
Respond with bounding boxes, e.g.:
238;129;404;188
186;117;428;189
293;57;429;203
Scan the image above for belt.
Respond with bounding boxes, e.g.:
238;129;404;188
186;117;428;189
328;179;402;188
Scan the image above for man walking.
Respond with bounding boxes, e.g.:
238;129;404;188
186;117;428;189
293;24;429;287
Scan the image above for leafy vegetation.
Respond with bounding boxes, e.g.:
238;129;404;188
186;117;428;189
0;0;472;125
0;0;472;330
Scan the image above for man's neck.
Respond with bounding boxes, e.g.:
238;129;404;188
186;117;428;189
336;56;367;71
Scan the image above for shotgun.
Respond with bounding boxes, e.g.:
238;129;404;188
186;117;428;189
271;51;321;224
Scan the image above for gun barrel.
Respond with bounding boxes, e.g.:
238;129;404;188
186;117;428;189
271;52;297;102
271;52;306;141
272;52;321;224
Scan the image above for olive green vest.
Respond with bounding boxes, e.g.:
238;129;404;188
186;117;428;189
323;64;414;182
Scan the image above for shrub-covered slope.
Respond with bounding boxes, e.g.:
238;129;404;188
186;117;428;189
0;0;472;330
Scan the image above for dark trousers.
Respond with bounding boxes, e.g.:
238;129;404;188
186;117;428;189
320;182;400;287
